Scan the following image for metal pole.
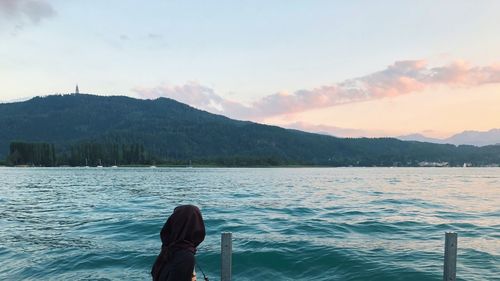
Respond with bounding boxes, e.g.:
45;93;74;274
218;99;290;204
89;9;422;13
443;232;457;281
221;232;232;281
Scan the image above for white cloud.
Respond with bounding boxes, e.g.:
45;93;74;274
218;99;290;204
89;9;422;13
0;0;56;25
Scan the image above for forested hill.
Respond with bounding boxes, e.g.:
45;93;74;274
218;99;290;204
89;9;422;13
1;93;499;166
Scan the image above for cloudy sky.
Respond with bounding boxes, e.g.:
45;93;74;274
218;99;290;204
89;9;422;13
1;0;499;138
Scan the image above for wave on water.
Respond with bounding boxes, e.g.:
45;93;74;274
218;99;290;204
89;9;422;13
0;167;498;280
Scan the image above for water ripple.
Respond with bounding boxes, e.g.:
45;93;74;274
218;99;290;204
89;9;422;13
0;167;498;280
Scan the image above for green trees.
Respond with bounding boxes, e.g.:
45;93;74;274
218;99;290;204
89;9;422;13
7;142;151;166
66;142;149;166
8;142;56;166
5;140;500;167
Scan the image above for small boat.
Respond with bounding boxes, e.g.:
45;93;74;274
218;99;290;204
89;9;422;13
150;165;157;168
111;165;118;168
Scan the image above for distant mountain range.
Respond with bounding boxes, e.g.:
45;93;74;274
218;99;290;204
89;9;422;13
398;129;500;147
0;93;499;166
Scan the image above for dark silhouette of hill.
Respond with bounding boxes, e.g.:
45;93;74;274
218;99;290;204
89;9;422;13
1;93;499;166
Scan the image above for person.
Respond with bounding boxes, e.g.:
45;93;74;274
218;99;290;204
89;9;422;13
151;205;206;281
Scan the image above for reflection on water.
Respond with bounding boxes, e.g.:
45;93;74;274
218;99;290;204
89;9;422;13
0;167;498;280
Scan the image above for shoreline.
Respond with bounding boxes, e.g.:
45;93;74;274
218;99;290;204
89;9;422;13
2;164;498;168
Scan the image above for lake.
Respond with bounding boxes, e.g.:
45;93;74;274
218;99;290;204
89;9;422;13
0;167;498;280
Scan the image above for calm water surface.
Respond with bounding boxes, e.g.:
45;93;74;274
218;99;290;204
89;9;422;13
0;167;499;280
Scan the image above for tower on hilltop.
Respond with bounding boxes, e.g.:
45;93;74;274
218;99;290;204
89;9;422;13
75;84;79;94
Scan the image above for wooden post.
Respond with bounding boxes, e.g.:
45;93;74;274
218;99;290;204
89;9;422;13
443;232;457;281
221;232;232;281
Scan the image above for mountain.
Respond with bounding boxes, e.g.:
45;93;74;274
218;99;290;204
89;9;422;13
399;129;500;147
446;129;500;146
1;93;499;166
398;134;446;144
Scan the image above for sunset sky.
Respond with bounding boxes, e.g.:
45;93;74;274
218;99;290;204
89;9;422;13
1;1;499;138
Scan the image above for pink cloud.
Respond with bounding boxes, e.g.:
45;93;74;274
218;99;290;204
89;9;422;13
428;61;500;85
133;60;500;120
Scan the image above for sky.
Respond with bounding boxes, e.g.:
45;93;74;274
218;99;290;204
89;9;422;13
1;0;499;138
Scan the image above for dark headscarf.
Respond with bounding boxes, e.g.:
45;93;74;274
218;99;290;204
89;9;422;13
152;205;205;280
160;205;206;254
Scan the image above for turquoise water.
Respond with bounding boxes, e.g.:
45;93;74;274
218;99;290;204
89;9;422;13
0;167;498;280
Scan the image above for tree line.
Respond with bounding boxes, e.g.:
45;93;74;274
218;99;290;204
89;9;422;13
8;142;56;166
4;140;500;167
6;142;153;166
4;141;297;167
64;142;150;166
